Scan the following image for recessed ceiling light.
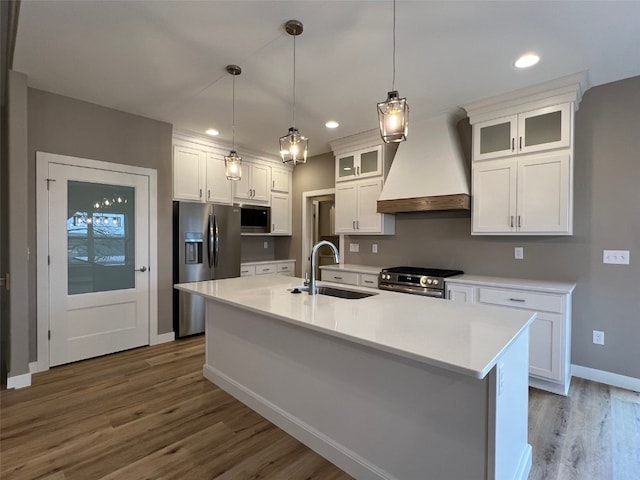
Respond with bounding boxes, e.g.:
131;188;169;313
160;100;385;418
205;128;219;136
325;121;339;129
514;53;540;69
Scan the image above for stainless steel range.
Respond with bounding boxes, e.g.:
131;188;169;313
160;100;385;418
378;266;463;298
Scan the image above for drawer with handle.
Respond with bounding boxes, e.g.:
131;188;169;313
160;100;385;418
321;270;359;286
277;262;295;276
477;287;563;313
359;274;379;288
255;264;276;275
240;265;256;277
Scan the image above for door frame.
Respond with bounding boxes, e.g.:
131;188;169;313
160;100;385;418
301;188;341;277
36;152;158;372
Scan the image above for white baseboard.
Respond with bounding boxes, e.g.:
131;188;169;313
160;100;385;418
29;361;38;374
150;331;175;346
7;372;32;389
572;364;640;392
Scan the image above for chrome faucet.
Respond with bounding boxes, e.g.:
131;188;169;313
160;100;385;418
309;240;340;295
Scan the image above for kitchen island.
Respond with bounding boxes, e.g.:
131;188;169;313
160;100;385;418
176;275;536;480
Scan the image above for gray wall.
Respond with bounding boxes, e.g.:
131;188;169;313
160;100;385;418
345;76;640;379
290;152;336;276
27;88;173;360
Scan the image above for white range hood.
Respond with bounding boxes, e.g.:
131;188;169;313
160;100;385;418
377;110;470;213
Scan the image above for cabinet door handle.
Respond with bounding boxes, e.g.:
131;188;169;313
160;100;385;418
519;136;523;150
272;180;275;189
199;188;202;198
252;189;256;197
509;298;526;303
357;166;360;176
352;220;355;229
363;280;374;284
357;220;360;229
511;138;515;152
510;216;514;228
517;216;521;228
334;276;343;280
207;189;211;199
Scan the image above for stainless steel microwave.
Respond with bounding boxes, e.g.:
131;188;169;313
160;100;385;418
240;205;270;233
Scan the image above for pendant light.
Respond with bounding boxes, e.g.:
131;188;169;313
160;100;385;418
279;20;308;165
225;64;242;180
377;0;409;143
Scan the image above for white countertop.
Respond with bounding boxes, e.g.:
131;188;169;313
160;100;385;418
318;263;385;275
447;274;576;294
176;275;535;379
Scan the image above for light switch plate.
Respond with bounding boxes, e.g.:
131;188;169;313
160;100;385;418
603;250;630;264
514;247;524;260
349;243;359;253
372;244;378;253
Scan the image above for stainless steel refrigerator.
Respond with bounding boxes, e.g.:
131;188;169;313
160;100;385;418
173;201;241;337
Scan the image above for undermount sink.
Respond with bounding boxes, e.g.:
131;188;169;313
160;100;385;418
290;285;377;300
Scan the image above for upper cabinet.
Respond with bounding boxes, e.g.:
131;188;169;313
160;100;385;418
233;161;270;205
330;130;395;236
173;145;232;204
473;103;571;161
464;73;586;236
335;145;383;182
271;167;290;193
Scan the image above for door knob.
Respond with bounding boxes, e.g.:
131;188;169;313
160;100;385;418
136;266;148;272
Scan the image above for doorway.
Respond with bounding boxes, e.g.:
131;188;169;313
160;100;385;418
36;152;158;369
301;188;342;279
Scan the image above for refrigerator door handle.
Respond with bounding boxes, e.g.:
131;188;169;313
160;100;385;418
207;213;215;269
213;214;220;268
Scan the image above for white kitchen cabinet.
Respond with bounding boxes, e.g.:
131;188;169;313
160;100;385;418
270;193;291;235
335;145;383;182
473;103;571;161
472;152;571;234
335;178;395;235
320;265;382;288
205;153;233;204
446;276;574;395
271;167;290;193
446;283;475;303
173;145;233;204
241;260;296;278
234;161;270;204
173;145;205;201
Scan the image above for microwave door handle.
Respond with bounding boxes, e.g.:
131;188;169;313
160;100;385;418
207;213;215;269
213;214;219;268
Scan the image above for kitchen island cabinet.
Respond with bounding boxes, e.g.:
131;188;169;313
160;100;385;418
446;275;575;395
176;275;535;480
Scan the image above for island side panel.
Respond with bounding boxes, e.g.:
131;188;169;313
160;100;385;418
204;300;492;480
488;329;532;480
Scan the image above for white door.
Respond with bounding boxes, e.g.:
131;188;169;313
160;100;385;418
47;163;150;366
472;159;517;234
205;153;233;204
334;183;357;233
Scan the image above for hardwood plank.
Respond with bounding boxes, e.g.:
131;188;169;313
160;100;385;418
2;336;638;480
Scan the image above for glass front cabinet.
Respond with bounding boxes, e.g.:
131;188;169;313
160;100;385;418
335;146;382;182
472;103;571;161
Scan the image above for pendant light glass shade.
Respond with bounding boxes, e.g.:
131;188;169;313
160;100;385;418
224;150;242;180
225;64;242;180
378;90;409;143
280;127;308;165
378;0;408;144
280;20;308;165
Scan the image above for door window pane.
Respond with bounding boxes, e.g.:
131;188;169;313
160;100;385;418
67;181;135;294
360;150;379;174
338;155;355;178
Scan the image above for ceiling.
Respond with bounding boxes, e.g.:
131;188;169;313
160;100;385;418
14;1;640;158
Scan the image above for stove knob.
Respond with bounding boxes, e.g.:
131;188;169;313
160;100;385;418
420;276;428;287
432;279;439;286
427;278;433;285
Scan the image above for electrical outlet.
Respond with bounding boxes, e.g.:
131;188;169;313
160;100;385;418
593;330;605;345
514;247;524;260
349;243;359;253
263;241;268;249
603;250;630;264
372;244;378;253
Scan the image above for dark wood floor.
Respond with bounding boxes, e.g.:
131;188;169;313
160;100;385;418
1;336;638;480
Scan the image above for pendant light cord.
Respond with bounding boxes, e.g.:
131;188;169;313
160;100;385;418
232;73;236;149
392;0;396;91
292;33;296;127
